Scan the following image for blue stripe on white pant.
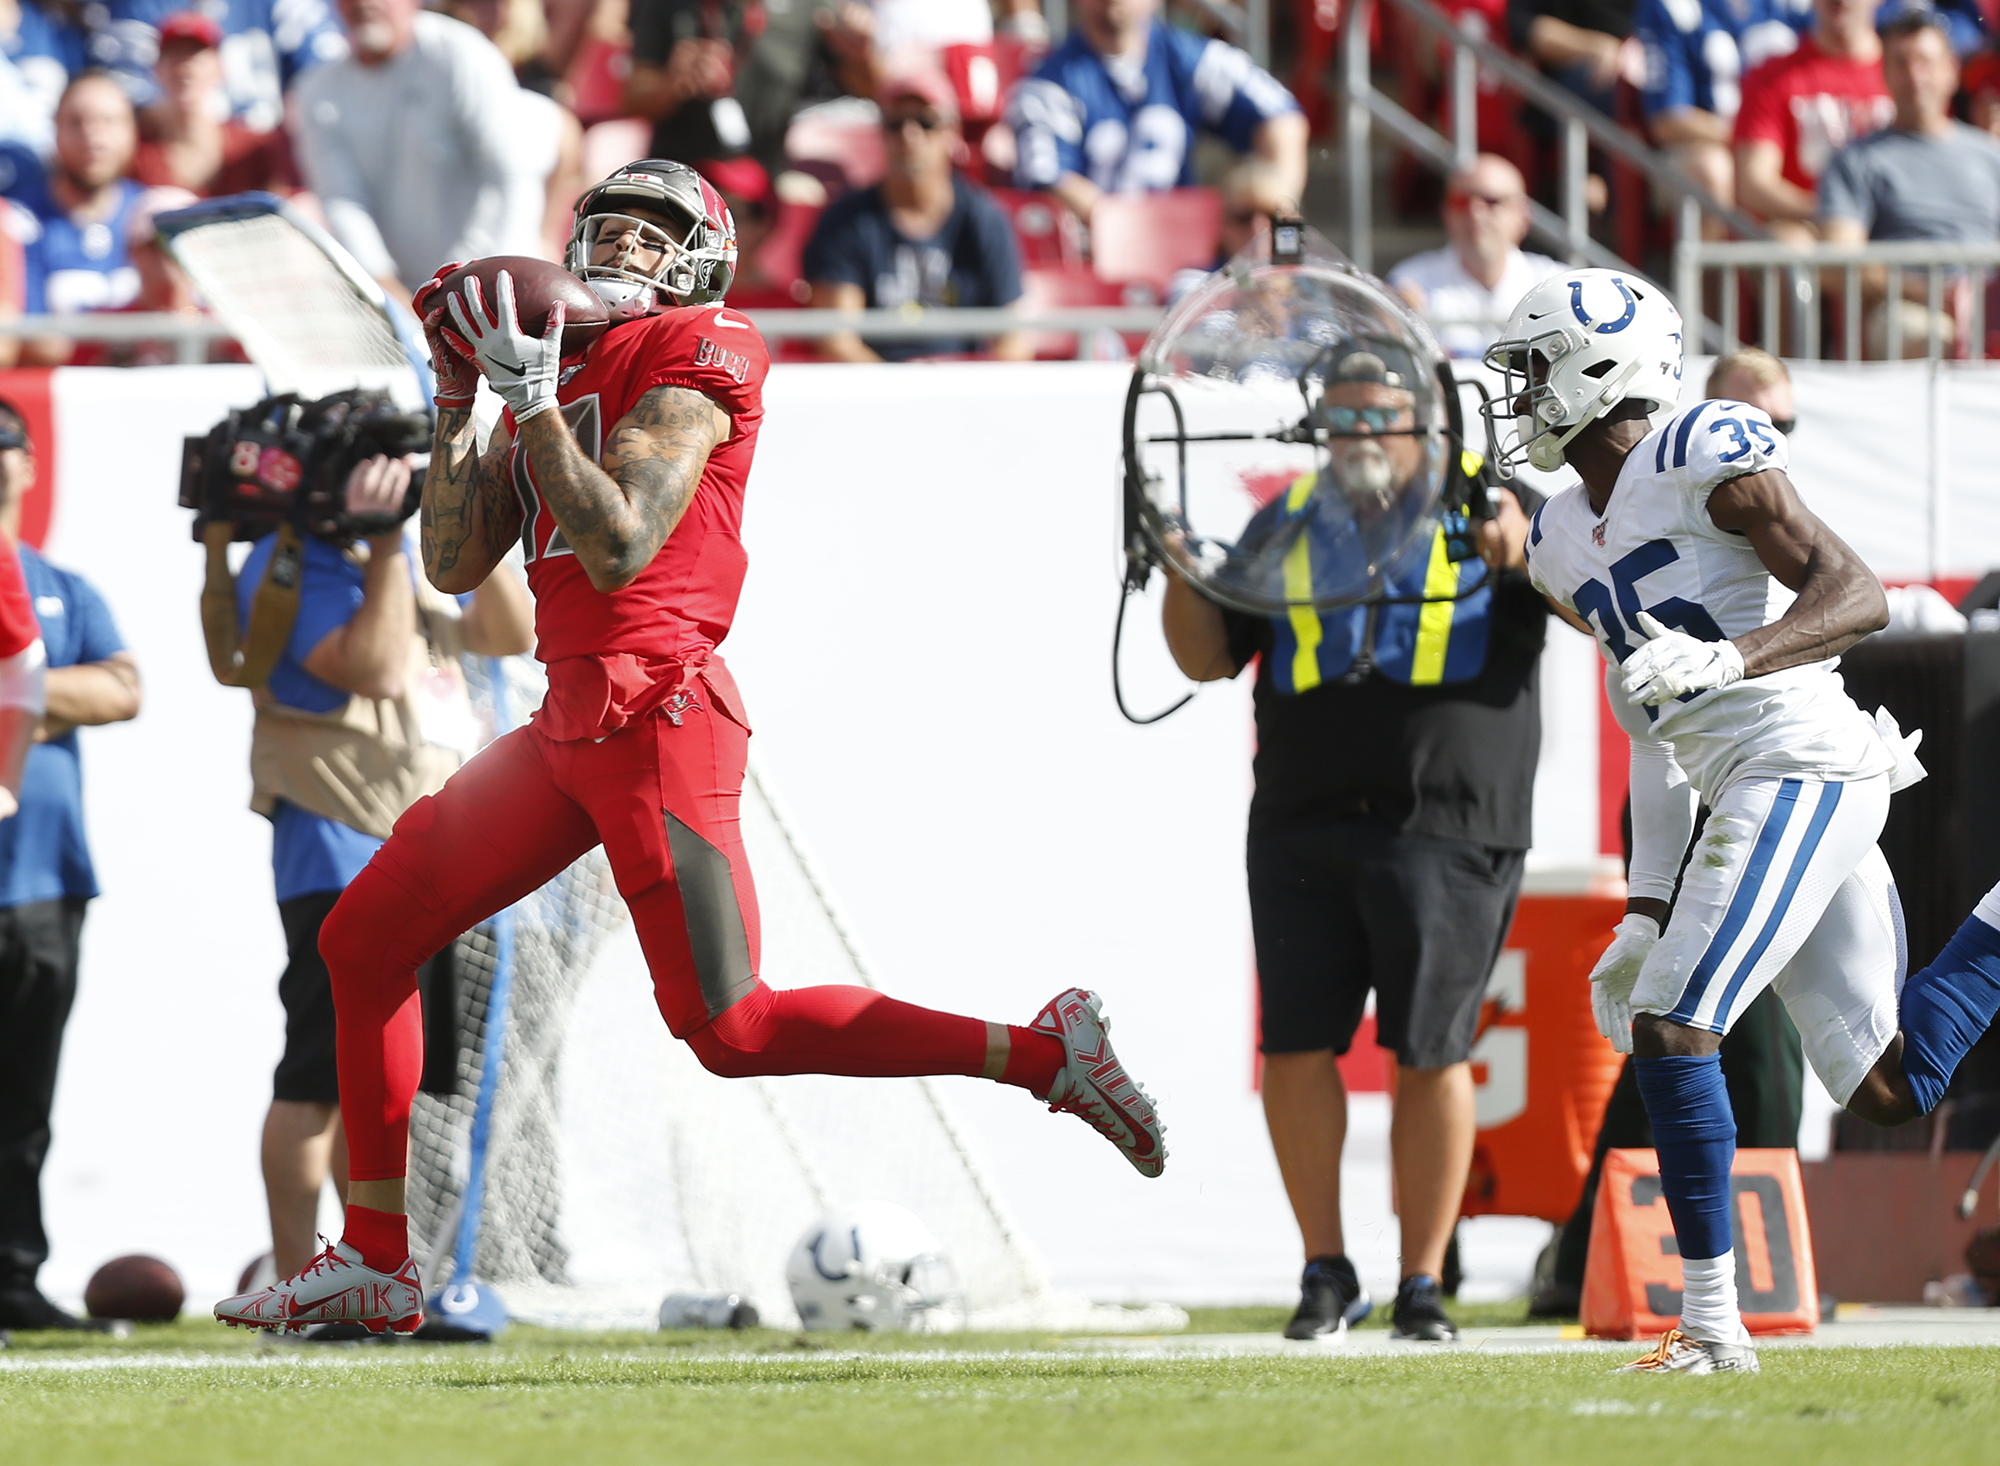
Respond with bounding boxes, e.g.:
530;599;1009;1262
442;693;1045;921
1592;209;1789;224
1633;774;1887;1039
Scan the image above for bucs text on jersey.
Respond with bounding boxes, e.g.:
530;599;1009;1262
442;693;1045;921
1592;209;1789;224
501;303;770;735
1524;397;1892;800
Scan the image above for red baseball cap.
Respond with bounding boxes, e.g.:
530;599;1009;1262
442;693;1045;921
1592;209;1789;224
876;68;960;125
157;11;223;51
698;156;776;213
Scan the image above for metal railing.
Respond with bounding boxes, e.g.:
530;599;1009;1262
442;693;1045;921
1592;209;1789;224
0;306;1170;360
1674;239;2000;362
1342;0;1768;343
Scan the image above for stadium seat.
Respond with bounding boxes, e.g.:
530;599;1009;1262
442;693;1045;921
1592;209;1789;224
567;35;635;129
754;200;824;300
940;41;1028;144
581;119;650;188
785;98;888;196
1088;189;1222;294
1017;267;1132;359
986;186;1085;270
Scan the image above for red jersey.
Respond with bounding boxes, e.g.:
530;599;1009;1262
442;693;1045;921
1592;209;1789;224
1734;38;1893;192
0;537;36;659
505;304;769;737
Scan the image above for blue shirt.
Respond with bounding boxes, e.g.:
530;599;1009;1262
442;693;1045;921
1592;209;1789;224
1636;0;1809;122
103;0;348;131
14;178;143;314
801;176;1023;361
6;1;88;126
1008;20;1299;192
0;546;125;907
238;532;382;902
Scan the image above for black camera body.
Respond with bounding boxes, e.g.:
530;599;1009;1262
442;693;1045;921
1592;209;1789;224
181;389;432;543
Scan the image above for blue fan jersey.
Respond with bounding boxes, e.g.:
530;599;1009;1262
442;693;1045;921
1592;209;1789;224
5;1;89;127
10;179;143;314
1008;20;1298;192
102;0;348;132
1636;0;1809;123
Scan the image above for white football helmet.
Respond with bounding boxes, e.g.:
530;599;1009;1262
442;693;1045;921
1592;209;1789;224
1480;269;1684;475
785;1201;964;1333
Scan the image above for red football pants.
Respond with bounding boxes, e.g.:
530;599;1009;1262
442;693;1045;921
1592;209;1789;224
321;695;1048;1183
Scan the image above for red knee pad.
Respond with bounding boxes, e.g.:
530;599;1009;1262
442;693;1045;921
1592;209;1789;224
684;981;776;1079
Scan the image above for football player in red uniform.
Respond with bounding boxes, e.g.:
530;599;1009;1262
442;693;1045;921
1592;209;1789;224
215;161;1165;1335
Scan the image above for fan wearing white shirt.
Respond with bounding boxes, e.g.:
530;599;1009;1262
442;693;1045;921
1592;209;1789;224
1387;154;1562;359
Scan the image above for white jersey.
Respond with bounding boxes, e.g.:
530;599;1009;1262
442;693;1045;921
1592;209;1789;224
1525;398;1892;799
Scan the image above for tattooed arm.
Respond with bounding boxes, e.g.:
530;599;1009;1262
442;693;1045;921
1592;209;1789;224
513;385;731;593
421;406;524;594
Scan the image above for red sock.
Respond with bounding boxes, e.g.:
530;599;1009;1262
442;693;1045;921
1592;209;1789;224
1000;1026;1065;1098
343;1205;409;1272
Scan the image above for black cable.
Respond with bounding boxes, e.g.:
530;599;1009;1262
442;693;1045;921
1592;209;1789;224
1112;580;1194;725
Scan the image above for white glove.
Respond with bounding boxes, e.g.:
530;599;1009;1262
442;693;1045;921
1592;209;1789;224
1588;913;1660;1054
445;270;566;423
1874;706;1929;793
1620;611;1745;706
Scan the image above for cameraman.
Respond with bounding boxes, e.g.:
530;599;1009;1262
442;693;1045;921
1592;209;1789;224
1162;346;1546;1343
234;453;531;1281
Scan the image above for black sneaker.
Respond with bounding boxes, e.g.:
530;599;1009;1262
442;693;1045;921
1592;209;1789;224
1283;1256;1373;1340
0;1287;126;1333
1389;1274;1459;1341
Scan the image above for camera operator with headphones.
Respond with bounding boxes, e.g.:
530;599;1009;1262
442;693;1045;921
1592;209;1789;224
191;393;532;1291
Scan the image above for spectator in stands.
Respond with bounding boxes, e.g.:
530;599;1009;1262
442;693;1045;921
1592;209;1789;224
1510;0;1645;116
103;0;348;134
1875;0;1987;56
805;68;1026;361
1166;160;1299;303
1387;154;1562;359
1707;344;1796;430
292;0;552;297
1007;0;1306;226
441;0;561;93
1733;0;1891;239
1635;0;1808;212
1966;46;2000;137
10;72;143;366
700;155;801;309
0;1;90;203
131;13;297;197
0;395;141;1333
832;0;1049;93
1820;7;2000;355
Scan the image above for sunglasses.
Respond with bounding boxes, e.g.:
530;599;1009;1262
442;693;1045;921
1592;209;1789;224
0;425;26;451
1322;406;1408;432
883;112;946;134
1447;191;1522;210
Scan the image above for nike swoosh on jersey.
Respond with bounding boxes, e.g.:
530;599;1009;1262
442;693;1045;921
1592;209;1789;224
710;306;751;330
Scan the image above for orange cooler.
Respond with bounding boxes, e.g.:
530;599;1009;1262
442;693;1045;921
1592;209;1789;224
1459;891;1626;1222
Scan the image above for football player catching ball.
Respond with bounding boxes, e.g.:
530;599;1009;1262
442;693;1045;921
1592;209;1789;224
215;161;1165;1335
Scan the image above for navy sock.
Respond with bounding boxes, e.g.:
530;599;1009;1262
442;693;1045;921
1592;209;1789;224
1633;1053;1736;1261
1900;905;2000;1114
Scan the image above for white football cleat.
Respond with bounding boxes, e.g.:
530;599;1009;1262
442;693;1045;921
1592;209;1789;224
1617;1327;1759;1375
213;1240;424;1335
1032;987;1167;1178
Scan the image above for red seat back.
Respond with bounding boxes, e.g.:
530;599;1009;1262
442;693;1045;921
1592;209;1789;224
1089;189;1222;292
986;186;1085;270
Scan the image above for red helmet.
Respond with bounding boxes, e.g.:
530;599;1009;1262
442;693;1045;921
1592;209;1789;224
567;159;738;318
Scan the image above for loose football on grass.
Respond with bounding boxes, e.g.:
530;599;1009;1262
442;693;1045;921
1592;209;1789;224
84;1254;185;1323
435;256;609;356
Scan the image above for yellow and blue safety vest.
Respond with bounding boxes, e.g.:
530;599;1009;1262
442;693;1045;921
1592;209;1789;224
1262;462;1494;696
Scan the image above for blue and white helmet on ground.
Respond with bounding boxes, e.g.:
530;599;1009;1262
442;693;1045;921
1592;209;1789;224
1481;269;1684;475
784;1201;964;1333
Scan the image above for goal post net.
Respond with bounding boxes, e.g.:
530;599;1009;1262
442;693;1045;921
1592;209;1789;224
408;653;1182;1333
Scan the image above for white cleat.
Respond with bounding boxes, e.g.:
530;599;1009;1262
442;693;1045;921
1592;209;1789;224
213;1240;424;1336
1617;1327;1759;1376
1031;987;1167;1178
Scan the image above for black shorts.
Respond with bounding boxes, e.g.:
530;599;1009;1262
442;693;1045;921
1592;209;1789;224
1247;818;1524;1068
274;890;344;1105
274;891;460;1105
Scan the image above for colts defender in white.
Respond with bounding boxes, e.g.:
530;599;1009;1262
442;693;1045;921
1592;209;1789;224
1488;268;2000;1374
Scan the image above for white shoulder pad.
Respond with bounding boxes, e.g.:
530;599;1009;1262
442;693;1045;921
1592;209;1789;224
1647;398;1787;503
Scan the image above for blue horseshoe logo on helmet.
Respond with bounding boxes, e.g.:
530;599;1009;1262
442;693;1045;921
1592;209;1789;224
1571;276;1638;333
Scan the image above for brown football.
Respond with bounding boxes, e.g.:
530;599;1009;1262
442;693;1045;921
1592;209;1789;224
84;1254;185;1323
433;255;609;357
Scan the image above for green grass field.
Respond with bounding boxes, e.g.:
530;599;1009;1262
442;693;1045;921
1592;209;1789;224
5;1309;1996;1466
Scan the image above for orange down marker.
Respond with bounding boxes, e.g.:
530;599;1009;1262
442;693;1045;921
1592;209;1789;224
1580;1148;1819;1339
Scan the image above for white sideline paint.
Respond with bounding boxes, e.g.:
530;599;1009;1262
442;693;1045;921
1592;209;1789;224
32;360;1999;1321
